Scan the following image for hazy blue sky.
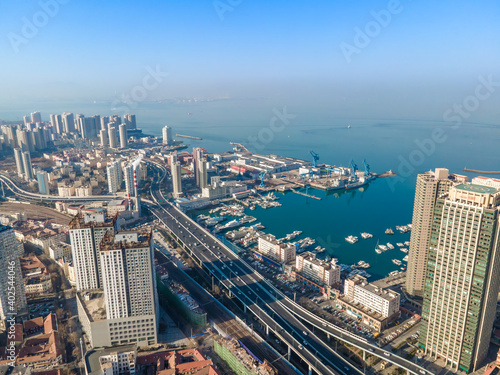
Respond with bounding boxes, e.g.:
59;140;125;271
1;1;499;121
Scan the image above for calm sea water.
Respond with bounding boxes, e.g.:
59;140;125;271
2;99;499;278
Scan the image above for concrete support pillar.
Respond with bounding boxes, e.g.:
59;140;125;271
363;349;366;361
228;290;232;298
243;305;247;313
287;345;291;361
327;333;331;342
308;364;312;375
266;325;269;335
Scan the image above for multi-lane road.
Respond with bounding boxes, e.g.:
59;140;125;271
147;168;364;375
146;160;428;375
0;173;118;202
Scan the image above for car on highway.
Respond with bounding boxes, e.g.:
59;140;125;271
384;351;391;357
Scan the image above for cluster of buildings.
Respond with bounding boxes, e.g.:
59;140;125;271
11;220;67;254
0;313;63;371
404;169;500;373
254;232;401;331
14;314;62;369
18;147;148;199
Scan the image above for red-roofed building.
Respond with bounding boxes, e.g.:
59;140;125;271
137;348;220;375
44;313;58;334
24;316;44;336
16;331;63;369
24;314;57;337
12;324;24;346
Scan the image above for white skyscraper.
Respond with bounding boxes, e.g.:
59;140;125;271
0;225;27;330
109;127;118;149
170;153;182;198
62;112;75;133
22;152;33;180
119;124;128;149
31;111;42;124
100;230;158;322
199;158;208;190
16;129;31;152
123;163;135;198
100;129;108;147
162;125;173;145
13;148;24;177
107;160;122;194
69;213;116;291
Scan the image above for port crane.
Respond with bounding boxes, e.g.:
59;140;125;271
363;159;370;176
350;160;358;176
310;151;319;168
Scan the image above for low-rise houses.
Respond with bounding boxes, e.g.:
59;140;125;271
1;314;63;370
20;255;53;296
12;220;67;254
85;345;220;375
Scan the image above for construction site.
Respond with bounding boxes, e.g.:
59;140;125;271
214;338;277;375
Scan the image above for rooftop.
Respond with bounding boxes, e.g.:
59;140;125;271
85;344;137;375
455;183;498;194
348;274;399;302
78;291;107;322
69;212;116;230
100;229;152;252
298;251;337;270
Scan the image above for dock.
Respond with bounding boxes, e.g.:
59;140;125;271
176;134;202;140
290;189;321;200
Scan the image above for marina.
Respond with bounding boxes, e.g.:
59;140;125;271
189;177;413;279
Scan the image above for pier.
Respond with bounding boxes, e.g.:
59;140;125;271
376;170;397;178
176;134;202;140
462;168;500;175
290;189;321;200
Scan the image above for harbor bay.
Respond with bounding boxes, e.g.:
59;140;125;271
191;177;413;280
